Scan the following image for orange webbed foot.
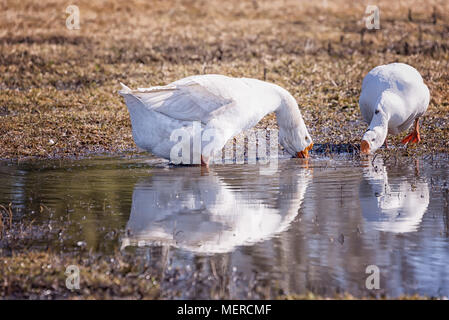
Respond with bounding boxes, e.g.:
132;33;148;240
401;130;421;145
402;118;422;145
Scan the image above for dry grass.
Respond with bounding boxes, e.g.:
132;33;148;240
0;251;160;299
0;0;448;159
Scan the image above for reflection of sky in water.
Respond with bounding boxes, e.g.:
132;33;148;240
0;156;448;298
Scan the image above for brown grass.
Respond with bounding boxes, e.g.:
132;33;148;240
0;0;448;159
0;251;160;299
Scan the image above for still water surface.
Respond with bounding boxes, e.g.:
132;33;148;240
1;155;448;298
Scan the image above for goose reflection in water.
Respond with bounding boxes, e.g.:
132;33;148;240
121;163;312;254
359;158;429;233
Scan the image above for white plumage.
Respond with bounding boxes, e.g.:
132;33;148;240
119;75;313;164
121;165;312;253
359;63;430;153
360;158;429;233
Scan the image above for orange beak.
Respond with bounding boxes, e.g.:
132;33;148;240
296;143;313;158
360;140;370;154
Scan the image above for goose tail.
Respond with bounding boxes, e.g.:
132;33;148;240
118;82;132;96
118;82;146;115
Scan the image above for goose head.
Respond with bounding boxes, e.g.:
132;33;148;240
274;91;314;158
361;108;389;154
277;106;313;158
361;128;385;154
279;124;313;159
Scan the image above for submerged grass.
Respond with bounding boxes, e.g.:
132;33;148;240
0;0;448;160
0;249;440;300
0;204;13;238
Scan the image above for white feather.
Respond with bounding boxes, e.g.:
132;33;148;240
121;166;312;253
359;63;430;152
119;74;312;162
360;158;429;233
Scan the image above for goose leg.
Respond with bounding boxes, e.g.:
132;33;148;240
201;155;209;167
383;137;388;148
401;118;421;144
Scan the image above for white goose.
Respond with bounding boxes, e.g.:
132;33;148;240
121;164;312;253
119;75;313;166
359;158;429;233
359;63;430;154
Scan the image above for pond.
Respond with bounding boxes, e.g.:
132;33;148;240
0;154;448;299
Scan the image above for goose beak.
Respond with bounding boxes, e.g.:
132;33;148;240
361;140;370;154
297;143;313;158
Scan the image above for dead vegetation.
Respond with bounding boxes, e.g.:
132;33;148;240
0;251;160;299
0;203;13;238
0;0;448;159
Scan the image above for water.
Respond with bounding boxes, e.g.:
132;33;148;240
0;155;448;298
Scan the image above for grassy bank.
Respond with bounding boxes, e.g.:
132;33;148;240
1;0;448;160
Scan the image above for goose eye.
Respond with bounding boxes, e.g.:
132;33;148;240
305;137;309;141
372;138;376;142
375;110;380;114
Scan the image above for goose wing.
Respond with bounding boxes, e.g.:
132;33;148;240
119;79;234;124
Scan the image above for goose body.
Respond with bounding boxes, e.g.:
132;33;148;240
359;63;430;153
121;164;312;253
359;158;429;233
119;75;313;165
